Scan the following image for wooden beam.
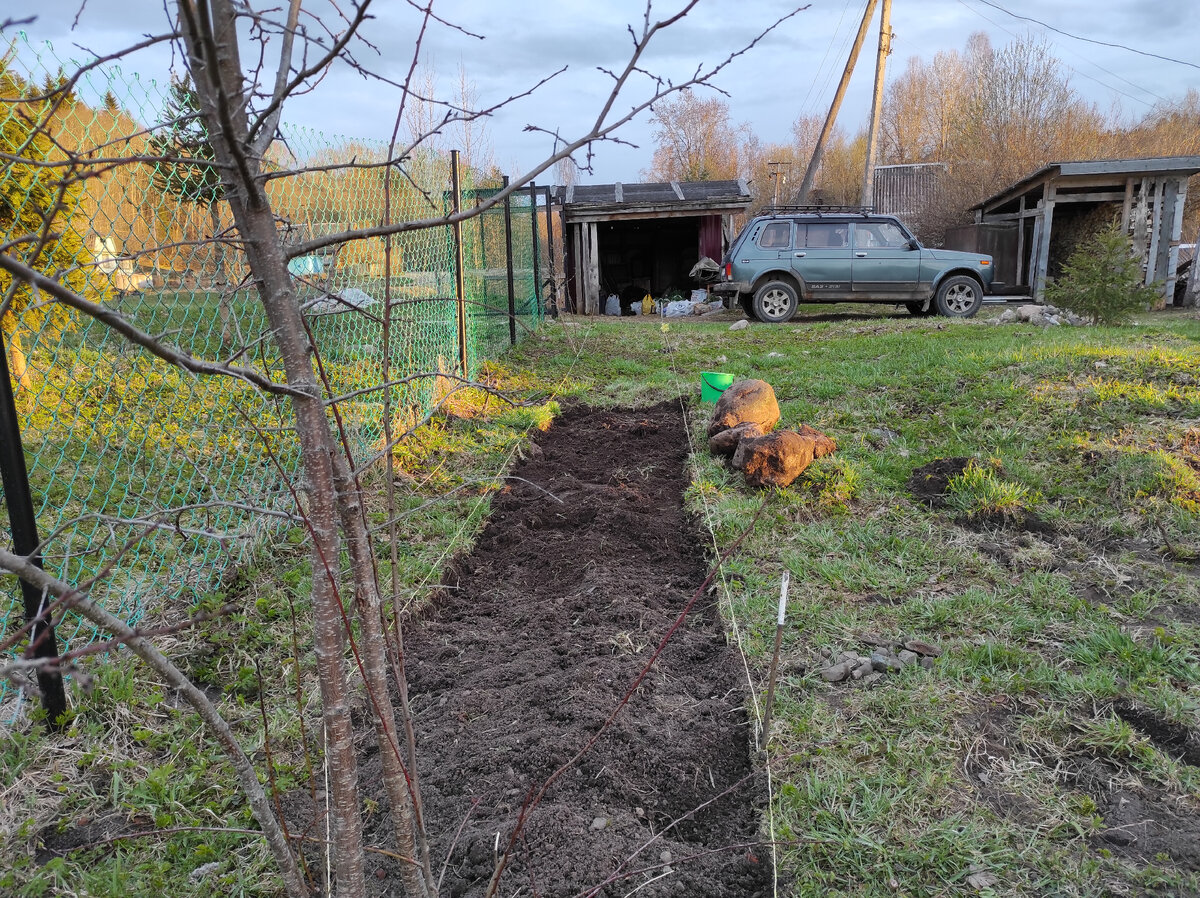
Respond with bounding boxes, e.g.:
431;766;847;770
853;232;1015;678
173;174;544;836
1121;177;1133;232
1033;185;1056;302
1053;192;1127;203
1146;178;1163;286
614;182;623;203
1015;195;1026;287
585;222;600;315
1161;178;1184;303
670;181;685;200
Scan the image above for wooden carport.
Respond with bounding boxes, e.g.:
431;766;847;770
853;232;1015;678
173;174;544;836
955;157;1200;305
554;180;752;314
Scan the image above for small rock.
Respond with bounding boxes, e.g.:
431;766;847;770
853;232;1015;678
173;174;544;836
821;661;853;682
527;442;544;460
920;656;936;670
729;319;749;331
1094;360;1108;368
870;651;903;673
659;850;673;863
767;351;783;358
635;807;644;817
716;355;728;363
591;817;608;831
1016;304;1041;322
998;309;1017;323
852;661;874;680
861;672;884;686
903;639;942;657
1044;314;1060;326
897;650;919;666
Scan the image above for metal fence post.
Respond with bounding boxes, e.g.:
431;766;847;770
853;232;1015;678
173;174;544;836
502;176;517;346
450;150;469;376
0;328;67;724
543;185;558;318
529;182;542;317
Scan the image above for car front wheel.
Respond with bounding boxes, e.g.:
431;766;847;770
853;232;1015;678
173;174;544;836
934;275;983;317
752;280;798;323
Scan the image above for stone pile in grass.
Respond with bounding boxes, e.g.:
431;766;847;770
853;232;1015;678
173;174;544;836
706;379;836;488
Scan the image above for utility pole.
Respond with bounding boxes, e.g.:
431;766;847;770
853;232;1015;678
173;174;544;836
861;0;893;209
796;0;881;203
767;160;790;208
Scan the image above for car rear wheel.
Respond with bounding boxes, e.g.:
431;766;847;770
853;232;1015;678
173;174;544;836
752;280;798;323
739;294;758;320
934;275;983;317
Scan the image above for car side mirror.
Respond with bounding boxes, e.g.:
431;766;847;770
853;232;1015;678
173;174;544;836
907;238;919;250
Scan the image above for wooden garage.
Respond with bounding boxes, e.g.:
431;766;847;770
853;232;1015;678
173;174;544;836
949;156;1200;305
554;180;753;314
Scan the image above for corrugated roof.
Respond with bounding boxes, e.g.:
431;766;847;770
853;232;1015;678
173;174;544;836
974;156;1200;211
557;179;751;208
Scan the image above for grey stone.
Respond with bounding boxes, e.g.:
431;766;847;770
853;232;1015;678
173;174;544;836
852;661;874;680
729;319;749;331
920;656;936;670
659;850;673;863
861;672;884;686
903;639;942;657
998;309;1017;323
590;817;608;831
897;650;919;666
870;651;903;673
821;661;853;682
1016;304;1041;322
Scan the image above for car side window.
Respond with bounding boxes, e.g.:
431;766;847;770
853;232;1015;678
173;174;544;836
806;223;847;248
757;222;792;249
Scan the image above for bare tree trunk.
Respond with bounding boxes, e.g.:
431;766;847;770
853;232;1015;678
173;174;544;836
329;448;435;897
176;2;367;893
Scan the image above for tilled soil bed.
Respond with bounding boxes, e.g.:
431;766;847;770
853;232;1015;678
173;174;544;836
366;402;767;897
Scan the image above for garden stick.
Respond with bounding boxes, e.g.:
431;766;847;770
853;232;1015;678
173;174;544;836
760;570;790;749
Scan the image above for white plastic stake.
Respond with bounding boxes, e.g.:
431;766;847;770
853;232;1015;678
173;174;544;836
761;570;791;749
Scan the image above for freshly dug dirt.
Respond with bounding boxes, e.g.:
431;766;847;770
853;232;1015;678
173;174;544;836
363;403;768;897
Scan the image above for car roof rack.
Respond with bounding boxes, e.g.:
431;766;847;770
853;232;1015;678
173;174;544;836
765;204;875;216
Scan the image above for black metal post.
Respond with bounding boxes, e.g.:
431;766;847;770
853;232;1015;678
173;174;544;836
450;150;469;376
529;182;542;317
502;176;517;346
543;186;558;318
0;328;67;724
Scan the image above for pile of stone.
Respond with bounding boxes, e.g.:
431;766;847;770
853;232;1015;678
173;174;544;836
819;637;942;685
992;303;1085;326
706;379;836;488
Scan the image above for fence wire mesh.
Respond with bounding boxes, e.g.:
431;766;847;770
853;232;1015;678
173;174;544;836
0;34;544;715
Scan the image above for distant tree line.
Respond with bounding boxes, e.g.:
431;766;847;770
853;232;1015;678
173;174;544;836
645;33;1200;241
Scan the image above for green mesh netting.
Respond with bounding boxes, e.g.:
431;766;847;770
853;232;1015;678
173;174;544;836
0;34;544;715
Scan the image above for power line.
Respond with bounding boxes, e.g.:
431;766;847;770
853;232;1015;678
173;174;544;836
955;0;1180;110
970;0;1200;71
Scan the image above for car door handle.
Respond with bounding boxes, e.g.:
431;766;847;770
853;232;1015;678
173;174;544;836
855;252;867;257
793;252;806;258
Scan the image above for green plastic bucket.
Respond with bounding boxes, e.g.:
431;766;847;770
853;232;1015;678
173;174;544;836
700;371;734;403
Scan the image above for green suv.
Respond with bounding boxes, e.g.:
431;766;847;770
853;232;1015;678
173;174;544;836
714;208;995;322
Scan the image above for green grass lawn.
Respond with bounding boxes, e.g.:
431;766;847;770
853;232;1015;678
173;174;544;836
510;304;1200;897
4;301;1198;896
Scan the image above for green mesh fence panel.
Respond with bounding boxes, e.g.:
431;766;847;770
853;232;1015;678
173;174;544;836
0;34;543;717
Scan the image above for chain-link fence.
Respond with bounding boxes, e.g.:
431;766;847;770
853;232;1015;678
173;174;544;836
0;34;545;715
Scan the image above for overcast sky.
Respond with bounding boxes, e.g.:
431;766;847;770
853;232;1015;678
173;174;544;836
10;0;1200;186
